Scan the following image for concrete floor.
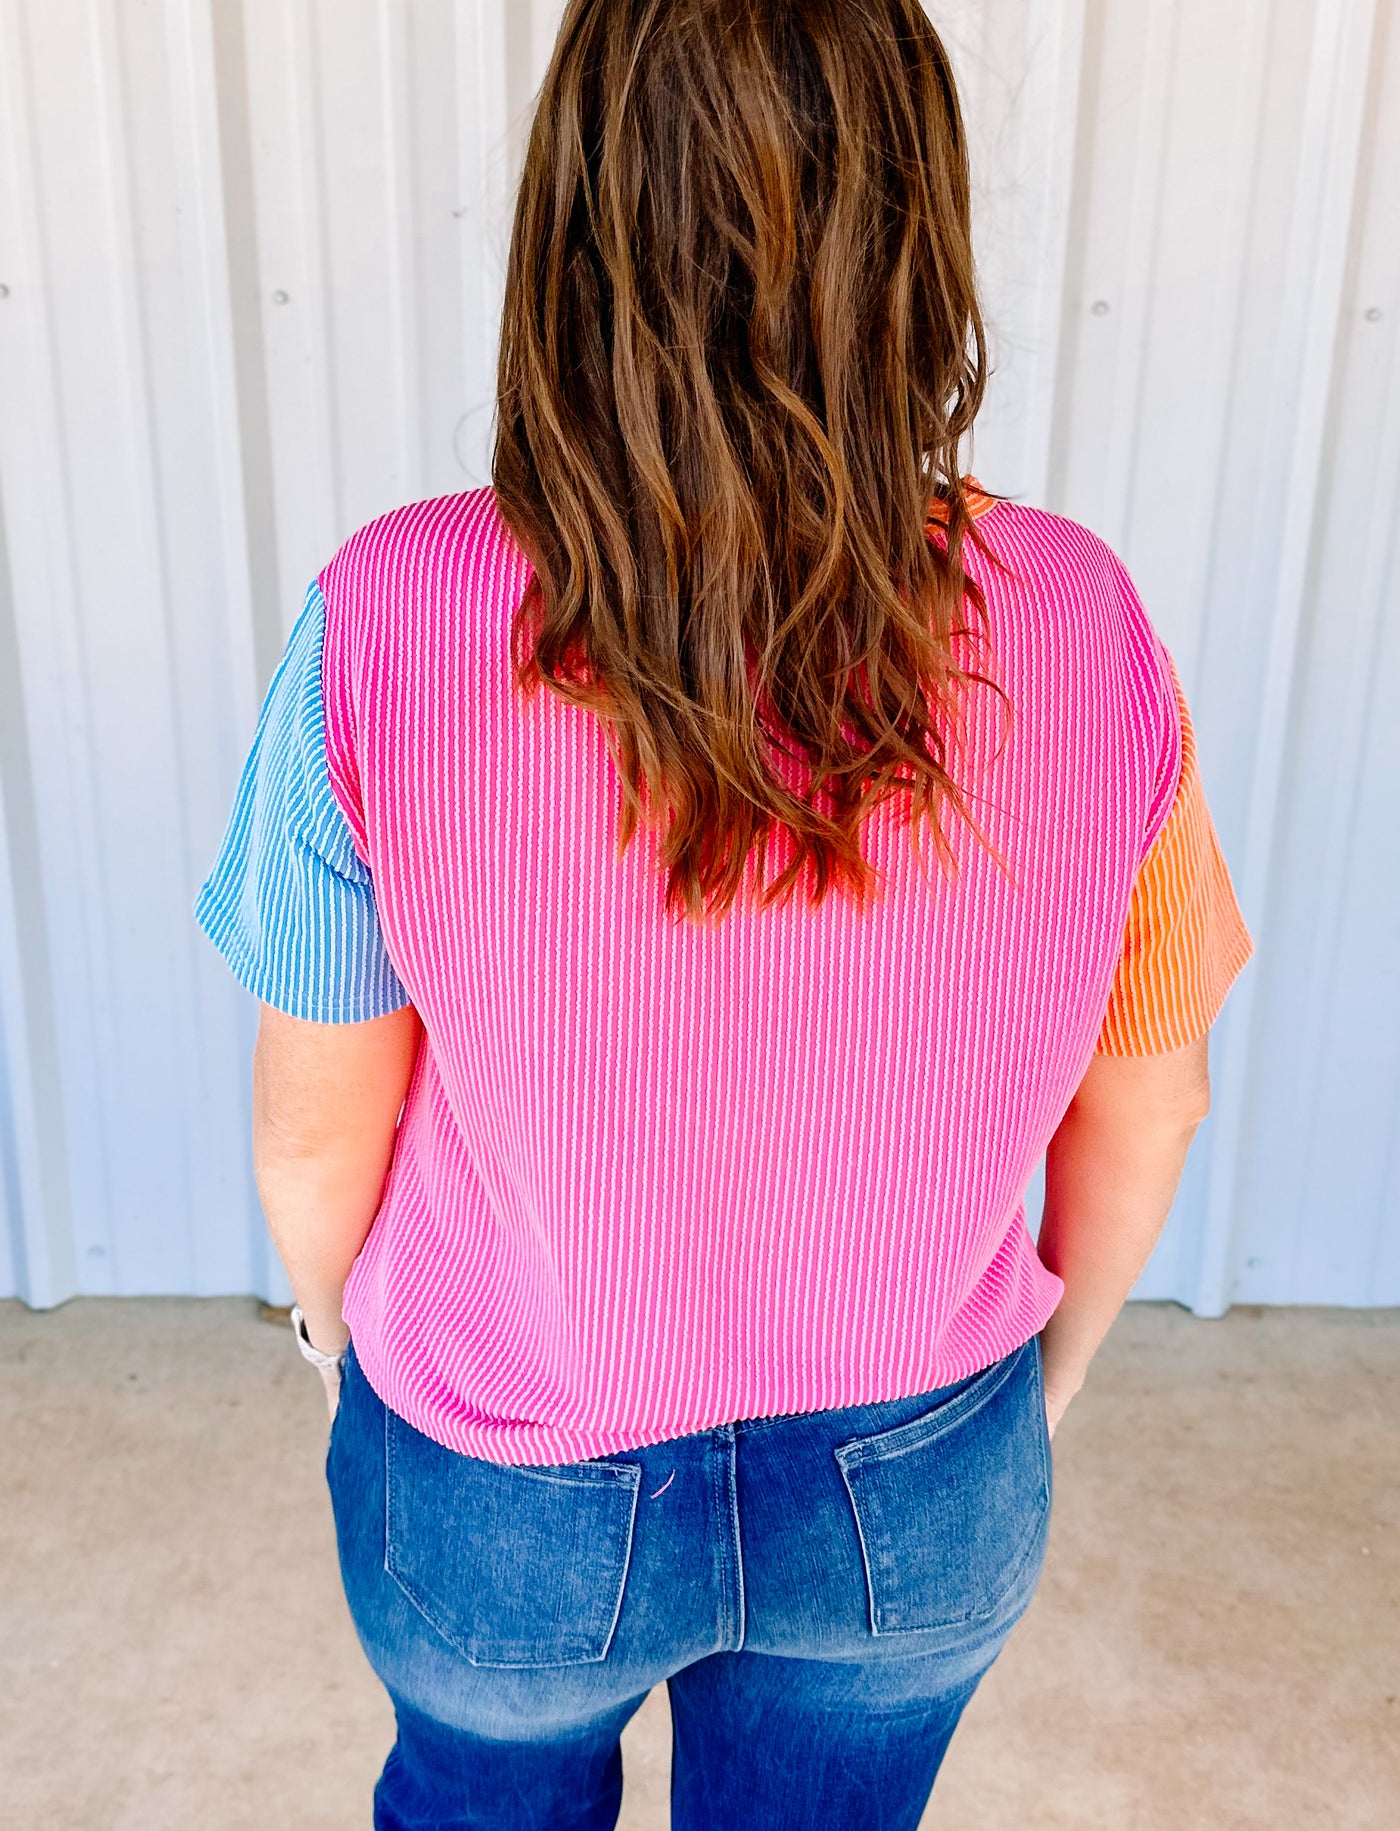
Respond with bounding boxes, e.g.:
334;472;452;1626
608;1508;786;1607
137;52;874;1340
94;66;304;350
1;1302;1396;1830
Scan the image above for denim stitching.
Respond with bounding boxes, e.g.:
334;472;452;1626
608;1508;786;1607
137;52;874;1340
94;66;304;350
595;1463;641;1663
737;1358;1000;1438
833;1341;1050;1638
383;1411;642;1668
842;1468;1048;1638
1030;1335;1055;1503
382;1388;394;1578
738;1390;948;1438
837;1456;882;1636
726;1426;747;1651
710;1424;742;1651
832;1344;1024;1473
707;1430;725;1648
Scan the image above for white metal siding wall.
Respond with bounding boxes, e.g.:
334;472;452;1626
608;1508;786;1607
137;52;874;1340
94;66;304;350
0;0;1395;1309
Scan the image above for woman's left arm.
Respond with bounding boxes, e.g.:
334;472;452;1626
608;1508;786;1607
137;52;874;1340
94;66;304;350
252;1002;423;1373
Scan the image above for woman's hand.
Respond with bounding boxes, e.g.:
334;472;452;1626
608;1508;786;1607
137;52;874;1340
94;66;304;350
318;1359;343;1422
1042;1367;1083;1441
1041;1334;1089;1440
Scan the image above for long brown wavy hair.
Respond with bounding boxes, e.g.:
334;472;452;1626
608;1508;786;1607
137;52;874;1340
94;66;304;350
494;0;997;923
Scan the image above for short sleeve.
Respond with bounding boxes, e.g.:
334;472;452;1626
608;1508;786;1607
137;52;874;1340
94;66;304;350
1096;657;1253;1055
193;582;411;1023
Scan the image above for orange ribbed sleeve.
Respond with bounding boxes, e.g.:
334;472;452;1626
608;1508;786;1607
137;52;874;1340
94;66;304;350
1096;668;1254;1056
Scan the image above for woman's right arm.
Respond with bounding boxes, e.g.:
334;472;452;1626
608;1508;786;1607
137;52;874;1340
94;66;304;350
1037;1035;1212;1436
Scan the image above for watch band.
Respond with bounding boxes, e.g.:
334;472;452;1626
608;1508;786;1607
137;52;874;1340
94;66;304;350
290;1305;347;1373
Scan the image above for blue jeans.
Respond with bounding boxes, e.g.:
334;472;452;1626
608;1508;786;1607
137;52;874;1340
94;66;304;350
327;1335;1052;1830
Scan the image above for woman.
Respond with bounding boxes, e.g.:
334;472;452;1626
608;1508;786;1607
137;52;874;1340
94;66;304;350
196;2;1251;1826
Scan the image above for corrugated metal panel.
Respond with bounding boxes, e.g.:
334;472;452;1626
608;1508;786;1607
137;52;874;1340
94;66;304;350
0;0;1394;1308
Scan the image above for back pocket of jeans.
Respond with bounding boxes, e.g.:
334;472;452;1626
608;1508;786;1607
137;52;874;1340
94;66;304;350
384;1411;641;1668
834;1339;1051;1639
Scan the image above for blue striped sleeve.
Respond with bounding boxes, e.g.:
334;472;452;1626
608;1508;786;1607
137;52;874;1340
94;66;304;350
193;580;411;1023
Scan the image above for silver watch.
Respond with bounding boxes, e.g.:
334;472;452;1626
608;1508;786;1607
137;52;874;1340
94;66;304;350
290;1305;347;1373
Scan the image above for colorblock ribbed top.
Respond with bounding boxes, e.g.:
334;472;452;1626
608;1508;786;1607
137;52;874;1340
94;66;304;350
230;485;1244;1464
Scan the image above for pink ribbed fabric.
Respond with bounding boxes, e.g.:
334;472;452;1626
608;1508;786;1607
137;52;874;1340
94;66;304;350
319;489;1179;1466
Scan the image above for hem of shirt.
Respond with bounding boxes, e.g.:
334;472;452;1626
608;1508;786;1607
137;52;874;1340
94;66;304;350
192;891;412;1025
1094;921;1254;1058
341;1250;1066;1469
